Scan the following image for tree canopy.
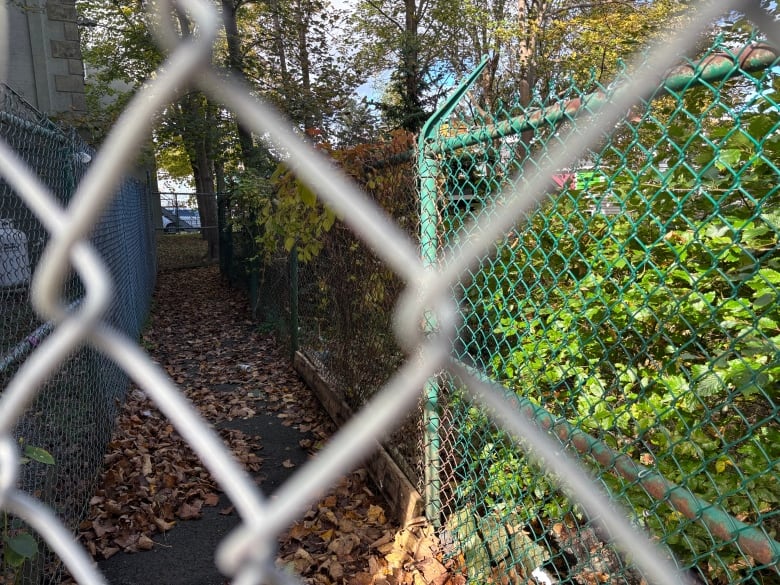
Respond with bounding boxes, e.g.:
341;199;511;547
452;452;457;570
350;0;693;129
75;0;772;260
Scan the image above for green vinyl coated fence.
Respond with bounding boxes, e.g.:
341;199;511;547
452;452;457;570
422;37;780;584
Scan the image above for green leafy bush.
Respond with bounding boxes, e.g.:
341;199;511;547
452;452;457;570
231;165;336;264
2;443;54;583
450;75;780;581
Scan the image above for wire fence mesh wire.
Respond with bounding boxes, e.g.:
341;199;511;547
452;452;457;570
159;192;205;233
234;132;427;480
0;83;156;583
237;27;780;585
1;1;779;585
427;35;780;584
157;192;215;272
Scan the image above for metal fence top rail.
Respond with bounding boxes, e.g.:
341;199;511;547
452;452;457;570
427;43;779;155
367;43;778;171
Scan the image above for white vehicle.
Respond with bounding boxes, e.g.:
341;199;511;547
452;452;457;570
161;208;201;233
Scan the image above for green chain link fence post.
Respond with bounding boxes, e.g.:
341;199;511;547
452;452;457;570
418;57;490;528
290;244;299;360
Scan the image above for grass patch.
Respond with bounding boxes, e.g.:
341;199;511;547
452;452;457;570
156;232;210;271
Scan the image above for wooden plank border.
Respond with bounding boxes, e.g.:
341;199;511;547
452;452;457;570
293;351;424;525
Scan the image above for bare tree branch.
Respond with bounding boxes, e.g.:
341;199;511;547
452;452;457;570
551;0;639;17
364;0;404;31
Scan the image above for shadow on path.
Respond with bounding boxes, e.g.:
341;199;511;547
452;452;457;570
98;414;311;585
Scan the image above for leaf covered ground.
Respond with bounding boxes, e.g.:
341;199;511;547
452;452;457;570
75;254;461;584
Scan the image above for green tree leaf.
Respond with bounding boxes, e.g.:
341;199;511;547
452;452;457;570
297;181;317;207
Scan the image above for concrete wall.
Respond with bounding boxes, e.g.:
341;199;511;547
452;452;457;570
5;0;86;119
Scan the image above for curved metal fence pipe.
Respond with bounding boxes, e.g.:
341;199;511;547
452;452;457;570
448;359;780;568
435;0;747;293
0;1;778;584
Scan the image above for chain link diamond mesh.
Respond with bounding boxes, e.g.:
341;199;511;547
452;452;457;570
0;1;778;585
425;31;780;585
0;83;155;583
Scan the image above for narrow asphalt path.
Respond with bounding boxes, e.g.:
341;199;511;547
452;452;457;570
85;265;337;584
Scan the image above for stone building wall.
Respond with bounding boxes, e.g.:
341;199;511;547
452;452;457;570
5;0;86;119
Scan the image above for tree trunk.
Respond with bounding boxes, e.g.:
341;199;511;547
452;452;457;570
173;11;219;260
178;93;219;261
515;0;540;150
295;0;315;132
222;0;265;171
402;0;422;130
269;0;291;90
193;146;219;261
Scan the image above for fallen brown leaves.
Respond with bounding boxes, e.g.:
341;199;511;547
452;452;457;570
277;477;464;585
80;388;262;558
77;264;460;584
79;267;278;559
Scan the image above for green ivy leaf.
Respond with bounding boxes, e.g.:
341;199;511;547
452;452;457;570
297;181;317;207
715;148;743;170
4;547;25;568
6;532;38;560
22;445;54;465
754;292;775;309
322;209;336;231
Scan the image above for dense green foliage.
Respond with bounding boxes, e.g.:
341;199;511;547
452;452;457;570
2;445;54;582
445;47;780;582
230;164;336;264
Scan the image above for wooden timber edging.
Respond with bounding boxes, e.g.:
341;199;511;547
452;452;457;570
293;351;424;525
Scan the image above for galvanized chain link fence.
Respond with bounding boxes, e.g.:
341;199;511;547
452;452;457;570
0;1;779;585
0;83;156;583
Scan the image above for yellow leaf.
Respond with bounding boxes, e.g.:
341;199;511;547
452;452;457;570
367;504;387;525
385;550;408;569
270;163;287;183
297;181;316;207
322;209;336;231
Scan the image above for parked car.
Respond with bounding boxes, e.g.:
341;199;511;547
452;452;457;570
162;216;178;233
161;208;201;233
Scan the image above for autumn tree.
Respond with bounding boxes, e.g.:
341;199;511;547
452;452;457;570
236;0;358;139
77;0;163;143
77;0;222;257
78;0;359;262
353;0;690;129
351;0;453;131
